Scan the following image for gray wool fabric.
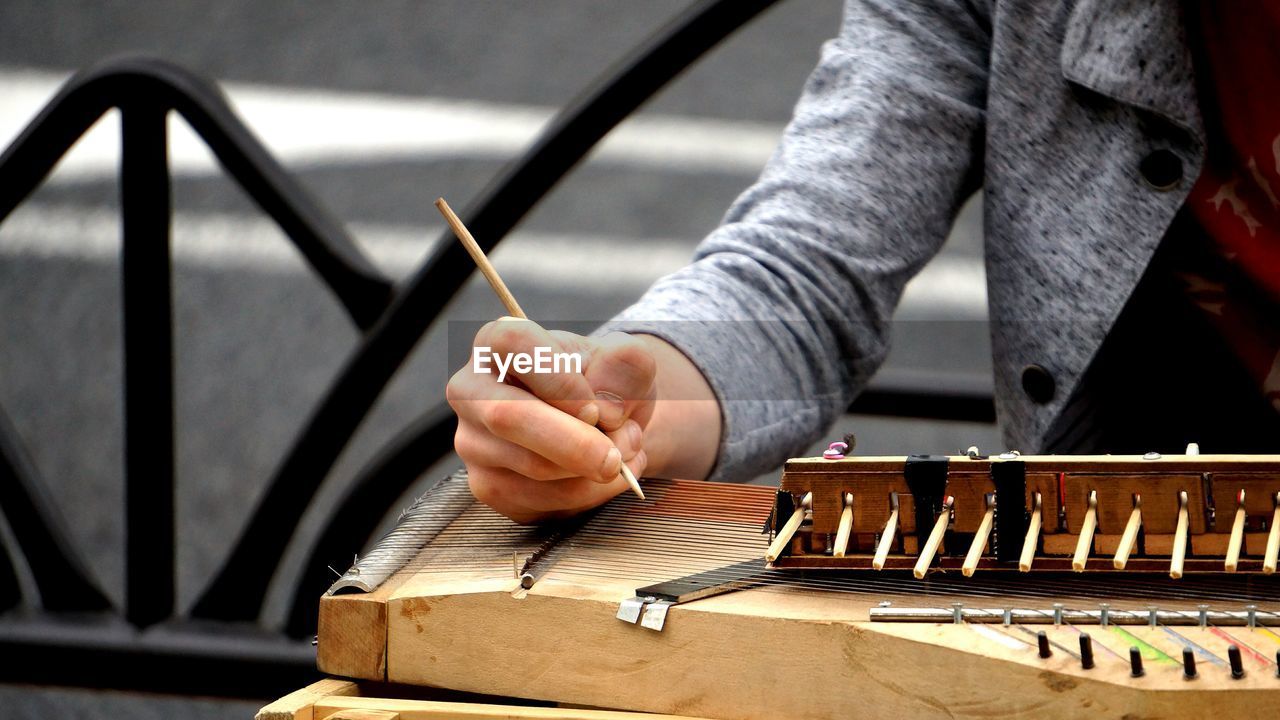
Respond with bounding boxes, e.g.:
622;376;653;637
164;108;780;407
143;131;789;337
603;0;1205;482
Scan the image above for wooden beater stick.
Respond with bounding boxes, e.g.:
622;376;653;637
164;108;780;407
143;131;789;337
913;495;953;580
1224;489;1247;573
1170;490;1189;579
1018;492;1042;572
833;493;854;557
1264;492;1280;574
436;198;645;500
962;493;995;577
1112;494;1142;570
871;492;899;570
766;492;812;562
1071;490;1097;572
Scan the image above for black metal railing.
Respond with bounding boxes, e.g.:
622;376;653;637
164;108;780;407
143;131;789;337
0;0;993;699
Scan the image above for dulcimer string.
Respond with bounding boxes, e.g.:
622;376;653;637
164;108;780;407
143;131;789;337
345;475;1280;609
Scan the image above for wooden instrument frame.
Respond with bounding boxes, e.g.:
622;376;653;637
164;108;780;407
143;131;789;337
773;454;1280;573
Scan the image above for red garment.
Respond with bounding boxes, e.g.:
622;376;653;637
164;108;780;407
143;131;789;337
1177;3;1280;410
1187;2;1280;295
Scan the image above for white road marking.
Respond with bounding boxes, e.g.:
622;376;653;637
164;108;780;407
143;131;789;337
0;66;784;180
0;202;986;316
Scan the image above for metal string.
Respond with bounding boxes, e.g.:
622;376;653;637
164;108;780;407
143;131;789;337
340;474;1280;616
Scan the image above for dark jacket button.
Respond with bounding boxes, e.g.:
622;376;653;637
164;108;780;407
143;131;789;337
1021;364;1055;404
1139;149;1183;191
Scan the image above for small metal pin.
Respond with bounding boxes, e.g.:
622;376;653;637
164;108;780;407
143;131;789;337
1099;603;1111;627
1198;604;1209;628
952;602;964;625
1003;608;1013;626
1037;631;1051;658
1247;604;1259;628
1148;606;1160;628
1229;645;1245;679
1129;647;1144;677
1053;603;1064;626
1183;647;1198;679
1080;633;1095;669
1143;451;1162;460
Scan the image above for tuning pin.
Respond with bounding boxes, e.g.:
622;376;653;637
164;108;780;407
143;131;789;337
765;492;811;562
1129;647;1144;678
833;492;854;557
1113;494;1142;570
1170;490;1189;579
872;491;900;570
1037;631;1051;659
913;495;954;580
1228;645;1245;679
1183;647;1197;679
1072;490;1098;572
963;493;995;577
1019;492;1043;572
1265;492;1280;574
1079;633;1095;670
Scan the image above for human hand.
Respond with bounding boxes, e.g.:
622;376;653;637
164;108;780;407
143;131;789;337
446;318;656;523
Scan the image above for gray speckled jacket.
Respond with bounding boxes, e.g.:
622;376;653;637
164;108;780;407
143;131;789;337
605;0;1204;482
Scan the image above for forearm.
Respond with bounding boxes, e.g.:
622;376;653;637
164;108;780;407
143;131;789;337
634;334;721;481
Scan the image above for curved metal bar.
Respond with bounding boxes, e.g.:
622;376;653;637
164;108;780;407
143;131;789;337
283;402;457;637
0;405;111;612
0;55;394;329
193;0;783;622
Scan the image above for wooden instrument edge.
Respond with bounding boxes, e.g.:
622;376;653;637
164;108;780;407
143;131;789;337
320;576;1280;720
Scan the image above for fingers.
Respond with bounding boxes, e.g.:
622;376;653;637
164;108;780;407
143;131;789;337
465;451;648;524
454;417;643;482
447;367;622;482
582;332;658;431
475;318;599;425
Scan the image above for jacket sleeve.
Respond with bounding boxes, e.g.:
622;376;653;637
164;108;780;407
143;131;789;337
601;0;991;481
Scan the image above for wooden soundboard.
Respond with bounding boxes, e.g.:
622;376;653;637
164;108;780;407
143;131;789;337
317;471;1280;720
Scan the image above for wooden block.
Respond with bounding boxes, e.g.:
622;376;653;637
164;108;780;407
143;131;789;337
1062;474;1204;534
257;679;360;720
1209;474;1280;525
1041;534;1076;556
319;593;389;680
325;710;399;720
1025;473;1063;534
314;696;705;720
375;572;1280;720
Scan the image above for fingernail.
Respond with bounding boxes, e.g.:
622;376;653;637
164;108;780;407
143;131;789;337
626;420;643;450
577;403;600;426
600;447;622;481
595;390;624;416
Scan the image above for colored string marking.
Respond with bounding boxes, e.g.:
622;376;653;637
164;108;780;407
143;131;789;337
1207;626;1275;668
1010;624;1080;659
1254;626;1280;646
1161;627;1227;666
1060;608;1125;660
1108;626;1176;664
